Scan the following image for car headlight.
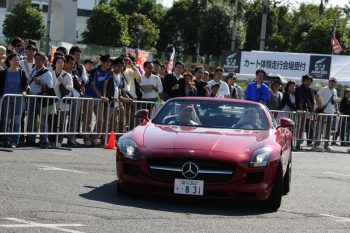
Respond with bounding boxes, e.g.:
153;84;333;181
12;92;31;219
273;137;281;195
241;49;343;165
249;147;272;168
118;139;138;160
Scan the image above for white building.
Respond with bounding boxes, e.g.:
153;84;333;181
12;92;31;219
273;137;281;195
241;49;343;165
0;0;97;44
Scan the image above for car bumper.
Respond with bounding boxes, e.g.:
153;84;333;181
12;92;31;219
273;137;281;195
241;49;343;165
116;152;279;201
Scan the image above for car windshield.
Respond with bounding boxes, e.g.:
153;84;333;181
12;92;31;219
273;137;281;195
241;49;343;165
153;100;270;130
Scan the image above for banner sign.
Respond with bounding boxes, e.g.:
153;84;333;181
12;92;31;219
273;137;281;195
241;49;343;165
167;47;175;73
219;50;350;82
124;48;151;66
137;50;151;66
240;51;310;77
309;55;332;79
221;51;241;73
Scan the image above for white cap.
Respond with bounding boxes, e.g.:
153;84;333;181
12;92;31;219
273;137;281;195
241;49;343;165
329;77;337;82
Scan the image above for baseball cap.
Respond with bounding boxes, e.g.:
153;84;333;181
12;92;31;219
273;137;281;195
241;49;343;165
181;103;195;109
227;72;237;79
302;74;313;83
329;77;337;82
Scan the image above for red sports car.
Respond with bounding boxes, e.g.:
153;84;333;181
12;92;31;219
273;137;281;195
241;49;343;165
116;97;294;211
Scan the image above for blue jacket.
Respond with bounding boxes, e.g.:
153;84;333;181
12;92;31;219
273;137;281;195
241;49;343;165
245;82;270;105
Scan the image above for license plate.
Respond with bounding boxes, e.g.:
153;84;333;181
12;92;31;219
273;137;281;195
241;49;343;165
174;179;204;196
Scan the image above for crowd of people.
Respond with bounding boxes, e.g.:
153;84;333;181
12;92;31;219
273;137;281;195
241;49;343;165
0;37;349;152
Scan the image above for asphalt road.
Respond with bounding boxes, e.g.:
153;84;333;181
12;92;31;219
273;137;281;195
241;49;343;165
0;146;349;233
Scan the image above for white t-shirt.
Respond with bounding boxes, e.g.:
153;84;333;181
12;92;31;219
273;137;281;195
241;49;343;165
19;59;35;79
51;70;73;98
207;80;230;98
123;67;141;98
173;72;183;81
28;67;53;95
140;74;163;99
317;86;337;114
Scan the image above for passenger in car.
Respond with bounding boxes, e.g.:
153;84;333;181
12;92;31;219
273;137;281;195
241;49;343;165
233;108;260;129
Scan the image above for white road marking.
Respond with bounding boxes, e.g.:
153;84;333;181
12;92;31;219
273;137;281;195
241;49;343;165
36;165;85;174
323;172;350;177
320;214;350;223
0;218;86;233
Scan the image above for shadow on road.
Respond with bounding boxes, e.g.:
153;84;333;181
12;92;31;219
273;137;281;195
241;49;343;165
80;181;273;216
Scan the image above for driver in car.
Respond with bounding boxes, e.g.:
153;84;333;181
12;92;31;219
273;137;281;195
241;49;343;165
233;108;260;129
169;106;199;126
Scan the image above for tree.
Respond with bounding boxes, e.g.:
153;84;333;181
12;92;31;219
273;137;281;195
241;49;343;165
110;0;164;25
127;13;159;51
342;1;350;18
156;0;193;53
291;5;350;54
243;0;292;51
82;3;130;47
2;0;45;40
158;0;248;55
199;2;233;55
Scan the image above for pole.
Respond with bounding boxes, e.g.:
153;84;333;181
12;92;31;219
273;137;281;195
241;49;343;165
259;0;268;51
45;0;52;56
231;0;238;51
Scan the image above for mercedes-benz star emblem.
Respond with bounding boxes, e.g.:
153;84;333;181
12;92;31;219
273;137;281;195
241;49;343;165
181;162;199;179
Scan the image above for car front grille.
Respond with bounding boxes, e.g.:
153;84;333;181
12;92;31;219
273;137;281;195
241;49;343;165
147;158;235;183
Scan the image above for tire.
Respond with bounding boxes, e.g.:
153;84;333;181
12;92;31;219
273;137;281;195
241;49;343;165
283;152;292;195
260;161;283;211
116;181;126;195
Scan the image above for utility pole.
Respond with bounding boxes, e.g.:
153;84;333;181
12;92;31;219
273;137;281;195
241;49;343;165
231;0;238;51
136;24;143;62
45;0;52;56
259;0;268;51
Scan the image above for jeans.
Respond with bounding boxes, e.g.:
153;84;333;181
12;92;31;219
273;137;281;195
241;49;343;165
48;111;66;145
314;115;333;148
0;96;25;145
26;98;49;143
339;117;350;143
67;99;82;142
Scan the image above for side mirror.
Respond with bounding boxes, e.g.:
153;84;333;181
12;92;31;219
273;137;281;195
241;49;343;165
135;109;149;121
278;117;294;128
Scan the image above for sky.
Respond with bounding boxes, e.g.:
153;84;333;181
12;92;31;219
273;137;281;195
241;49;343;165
78;0;350;10
156;0;174;8
156;0;350;9
291;0;349;8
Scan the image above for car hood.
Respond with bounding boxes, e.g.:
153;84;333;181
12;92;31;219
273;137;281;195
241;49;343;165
143;124;272;154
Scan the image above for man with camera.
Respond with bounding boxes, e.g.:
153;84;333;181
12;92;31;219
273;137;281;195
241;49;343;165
313;77;338;152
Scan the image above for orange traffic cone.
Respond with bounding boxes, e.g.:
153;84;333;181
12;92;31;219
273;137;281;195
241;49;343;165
105;131;116;149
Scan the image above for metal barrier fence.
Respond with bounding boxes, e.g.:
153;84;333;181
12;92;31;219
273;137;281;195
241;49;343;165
271;110;350;149
0;94;158;146
0;94;348;150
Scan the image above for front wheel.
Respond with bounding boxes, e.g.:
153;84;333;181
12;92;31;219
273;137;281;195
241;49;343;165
259;161;283;211
116;181;126;195
283;153;292;195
